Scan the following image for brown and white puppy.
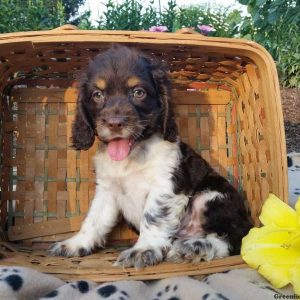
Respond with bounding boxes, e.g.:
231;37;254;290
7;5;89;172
49;45;252;268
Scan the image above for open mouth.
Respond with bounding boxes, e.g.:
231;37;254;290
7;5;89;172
107;137;135;161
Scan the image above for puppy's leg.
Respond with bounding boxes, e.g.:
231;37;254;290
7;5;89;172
49;184;119;257
168;189;251;262
115;192;188;269
167;234;230;262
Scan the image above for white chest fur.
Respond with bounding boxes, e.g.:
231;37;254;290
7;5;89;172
93;135;180;229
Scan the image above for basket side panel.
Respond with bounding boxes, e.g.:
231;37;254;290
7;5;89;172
235;65;271;224
5;86;238;242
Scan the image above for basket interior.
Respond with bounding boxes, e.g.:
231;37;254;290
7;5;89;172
0;37;274;280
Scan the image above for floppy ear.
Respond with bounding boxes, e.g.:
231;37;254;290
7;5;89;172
72;87;95;150
150;59;178;143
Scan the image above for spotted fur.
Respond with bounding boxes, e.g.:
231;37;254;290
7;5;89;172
48;45;252;268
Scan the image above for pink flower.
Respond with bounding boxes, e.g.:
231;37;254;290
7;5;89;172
148;26;168;32
197;25;215;35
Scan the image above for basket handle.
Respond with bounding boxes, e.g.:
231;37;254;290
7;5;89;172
53;24;78;31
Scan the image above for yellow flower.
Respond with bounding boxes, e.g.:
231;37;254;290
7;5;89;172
241;194;300;294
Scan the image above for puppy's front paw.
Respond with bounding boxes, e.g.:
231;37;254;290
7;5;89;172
114;247;163;269
48;236;94;257
167;235;229;263
48;242;91;257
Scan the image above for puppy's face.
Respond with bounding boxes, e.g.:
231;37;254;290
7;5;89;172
72;45;178;160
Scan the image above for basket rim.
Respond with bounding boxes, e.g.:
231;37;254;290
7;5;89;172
0;28;280;56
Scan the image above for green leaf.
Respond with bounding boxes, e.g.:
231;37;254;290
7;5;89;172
238;0;251;4
267;10;280;24
273;0;286;6
254;31;266;43
256;0;267;6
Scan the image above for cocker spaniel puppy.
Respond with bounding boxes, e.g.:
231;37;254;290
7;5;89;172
49;45;252;268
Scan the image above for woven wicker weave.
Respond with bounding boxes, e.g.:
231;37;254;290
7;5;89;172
0;25;287;282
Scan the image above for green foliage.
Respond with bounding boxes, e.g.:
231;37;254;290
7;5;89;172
61;0;85;21
160;0;177;32
238;0;300;88
175;3;243;37
97;0;243;36
76;10;96;30
141;1;158;30
238;0;300;56
97;0;173;31
0;0;65;33
0;0;89;33
98;0;144;30
176;5;201;28
277;25;300;88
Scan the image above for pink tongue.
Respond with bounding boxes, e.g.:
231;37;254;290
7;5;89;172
107;139;131;161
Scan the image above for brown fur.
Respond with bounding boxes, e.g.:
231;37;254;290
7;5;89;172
72;45;177;149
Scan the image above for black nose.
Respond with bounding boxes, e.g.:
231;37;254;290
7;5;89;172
106;117;125;131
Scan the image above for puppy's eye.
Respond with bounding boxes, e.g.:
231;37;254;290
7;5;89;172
133;87;146;100
92;90;104;103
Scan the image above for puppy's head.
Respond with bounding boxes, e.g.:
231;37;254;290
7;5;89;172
72;45;177;160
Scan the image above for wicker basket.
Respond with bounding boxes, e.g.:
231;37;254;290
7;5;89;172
0;25;287;282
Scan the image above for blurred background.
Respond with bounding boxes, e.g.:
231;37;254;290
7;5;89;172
0;0;299;201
